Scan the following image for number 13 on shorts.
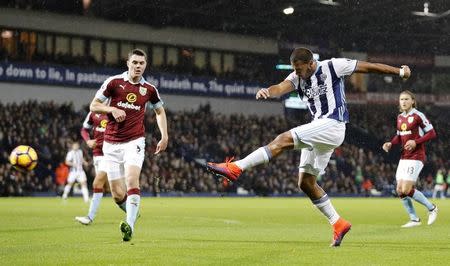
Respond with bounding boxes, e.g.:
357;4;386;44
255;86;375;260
395;159;424;182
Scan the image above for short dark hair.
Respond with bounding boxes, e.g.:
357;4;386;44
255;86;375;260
128;48;147;61
290;47;313;63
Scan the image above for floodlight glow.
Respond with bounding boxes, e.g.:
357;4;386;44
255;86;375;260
318;0;340;6
1;30;12;39
283;7;294;15
276;64;293;70
412;2;438;17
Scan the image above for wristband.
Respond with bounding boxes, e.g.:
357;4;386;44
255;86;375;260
399;67;405;78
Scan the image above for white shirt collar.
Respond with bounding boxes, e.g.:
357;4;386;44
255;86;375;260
122;71;145;85
401;108;416;117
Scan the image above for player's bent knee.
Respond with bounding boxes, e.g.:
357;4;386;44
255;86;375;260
113;194;124;203
270;133;294;151
92;180;103;189
111;188;125;202
397;189;410;197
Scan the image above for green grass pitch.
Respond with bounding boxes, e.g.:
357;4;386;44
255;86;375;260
1;197;449;265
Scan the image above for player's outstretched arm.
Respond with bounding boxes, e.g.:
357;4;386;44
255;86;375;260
256;80;294;100
154;106;168;155
355;61;411;80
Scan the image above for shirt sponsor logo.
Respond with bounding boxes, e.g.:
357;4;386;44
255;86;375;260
95;126;106;132
400;123;408;131
100;119;108;128
126;93;137;103
399;130;412;136
304;84;328;98
117;101;141;110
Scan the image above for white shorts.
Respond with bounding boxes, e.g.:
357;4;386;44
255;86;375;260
102;137;145;181
67;170;87;184
290;118;346;176
395;159;424;182
93;156;107;175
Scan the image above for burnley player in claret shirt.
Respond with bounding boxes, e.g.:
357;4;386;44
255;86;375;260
75;111;119;225
383;90;438;228
90;48;168;241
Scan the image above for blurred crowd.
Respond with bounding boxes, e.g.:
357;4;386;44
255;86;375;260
1;101;449;197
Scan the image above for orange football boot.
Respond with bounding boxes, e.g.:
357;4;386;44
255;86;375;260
331;218;352;247
207;157;242;182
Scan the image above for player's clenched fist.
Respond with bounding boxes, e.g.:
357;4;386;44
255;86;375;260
86;139;96;149
404;140;417;151
111;107;126;122
382;142;392;152
400;65;411;80
256;88;270;99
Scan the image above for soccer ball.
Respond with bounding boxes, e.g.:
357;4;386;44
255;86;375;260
9;145;38;171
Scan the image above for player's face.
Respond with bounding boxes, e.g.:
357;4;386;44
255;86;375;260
399;93;414;112
292;60;315;80
127;54;147;80
72;143;79;150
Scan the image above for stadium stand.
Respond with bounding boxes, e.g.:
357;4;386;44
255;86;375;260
0;101;448;197
0;1;449;198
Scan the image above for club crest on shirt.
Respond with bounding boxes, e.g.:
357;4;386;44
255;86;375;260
407;117;414;123
320;73;327;81
139;86;147;96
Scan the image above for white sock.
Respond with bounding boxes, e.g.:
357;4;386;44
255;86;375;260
235;146;272;170
87;192;103;220
126;193;141;232
81;185;89;203
62;184;72;199
312;195;340;225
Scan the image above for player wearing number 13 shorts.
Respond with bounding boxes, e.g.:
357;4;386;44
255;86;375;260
382;90;438;228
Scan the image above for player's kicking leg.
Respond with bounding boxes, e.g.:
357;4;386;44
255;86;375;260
75;170;108;225
207;120;349;246
207;131;293;182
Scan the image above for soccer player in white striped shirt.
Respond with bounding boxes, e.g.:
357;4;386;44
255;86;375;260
207;47;411;247
62;142;89;202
